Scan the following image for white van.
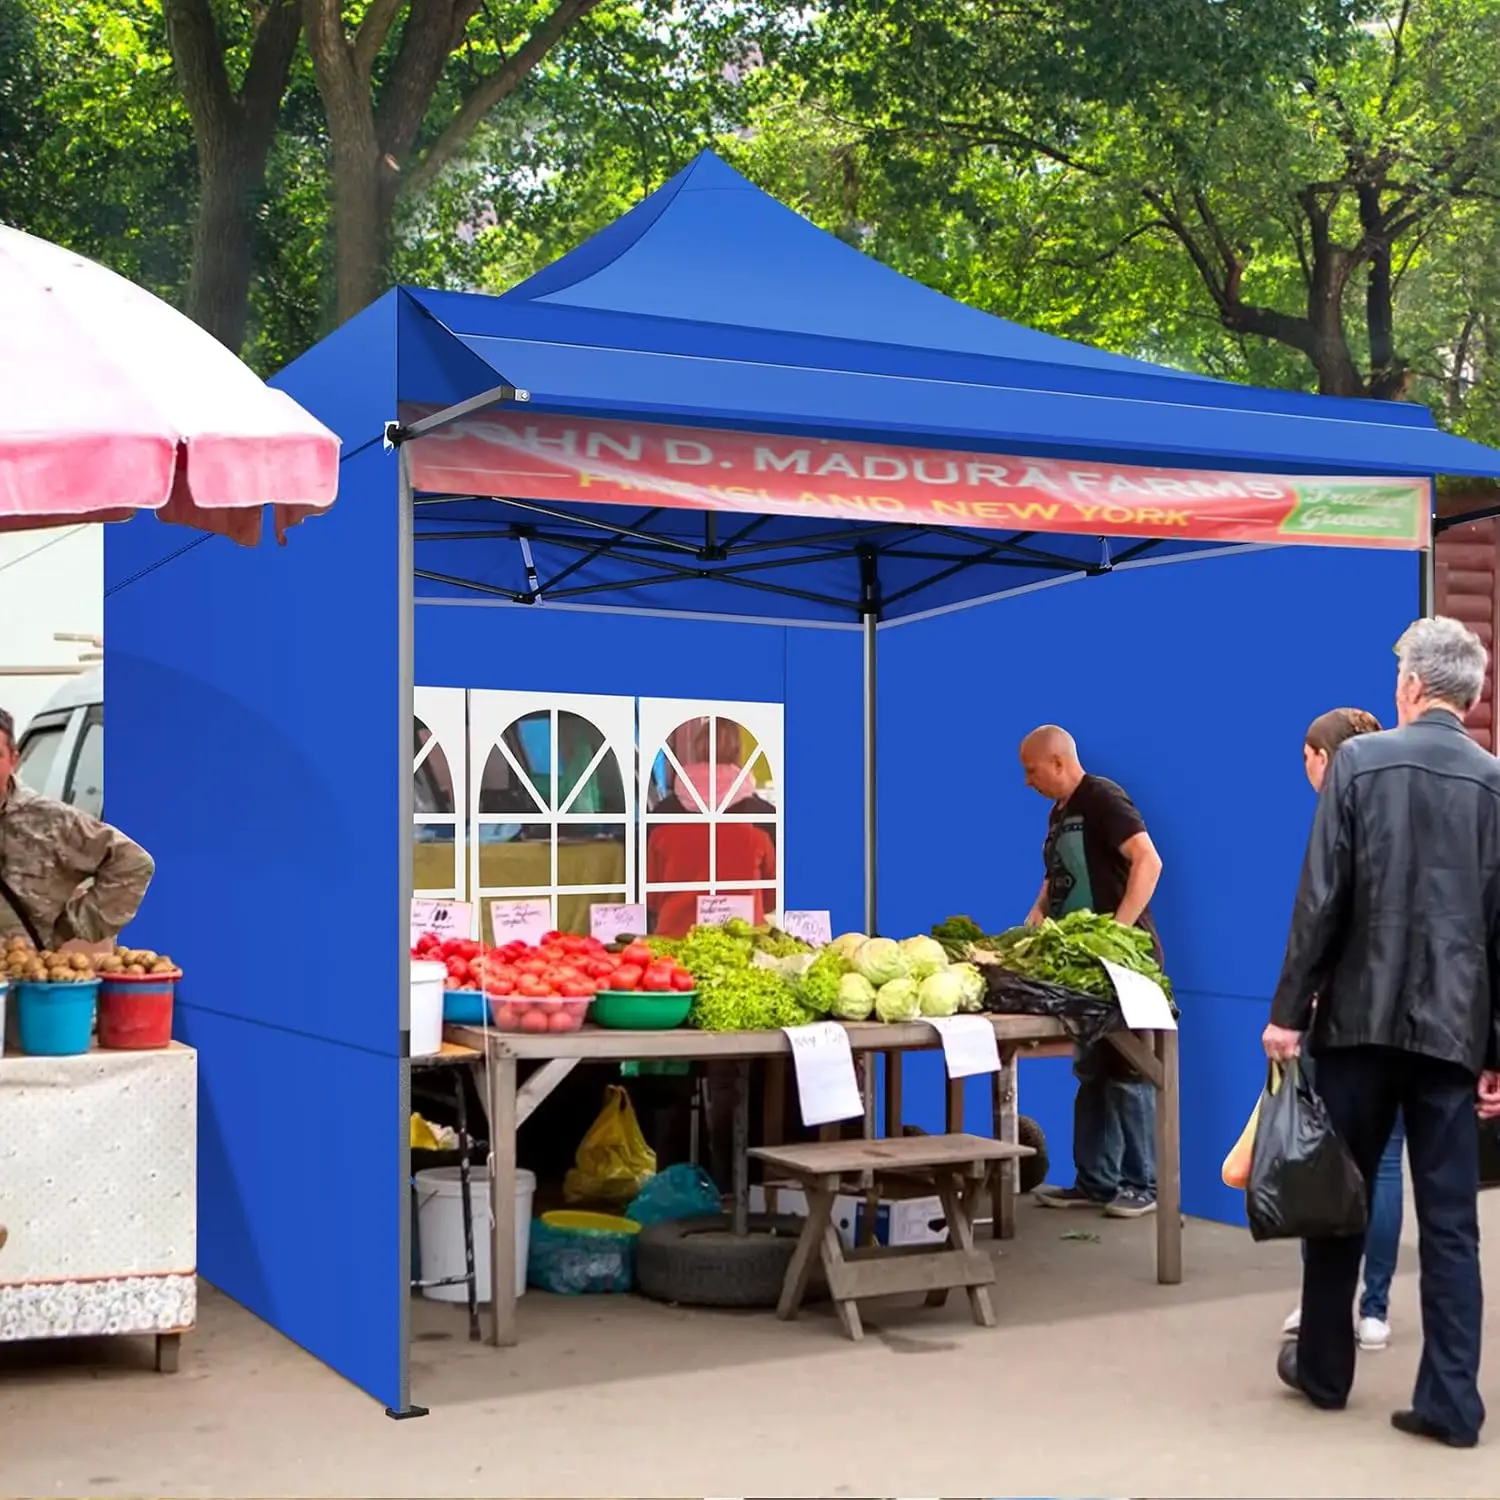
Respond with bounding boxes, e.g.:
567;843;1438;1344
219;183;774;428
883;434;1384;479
14;668;103;817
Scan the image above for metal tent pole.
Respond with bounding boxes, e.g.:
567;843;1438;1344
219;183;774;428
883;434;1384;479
388;443;426;1420
861;554;879;936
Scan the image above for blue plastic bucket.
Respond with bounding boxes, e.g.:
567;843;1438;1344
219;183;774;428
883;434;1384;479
442;989;487;1025
17;980;99;1056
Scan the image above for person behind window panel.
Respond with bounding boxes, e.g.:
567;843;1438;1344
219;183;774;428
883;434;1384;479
1019;724;1164;1222
648;720;776;937
0;706;155;949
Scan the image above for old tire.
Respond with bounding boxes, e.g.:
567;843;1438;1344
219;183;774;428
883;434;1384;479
1017;1115;1049;1194
635;1213;805;1309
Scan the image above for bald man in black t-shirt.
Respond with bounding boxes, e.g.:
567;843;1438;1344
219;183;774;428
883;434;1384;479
1018;725;1164;1218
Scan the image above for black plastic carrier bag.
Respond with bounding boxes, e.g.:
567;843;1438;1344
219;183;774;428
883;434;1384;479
1246;1059;1367;1242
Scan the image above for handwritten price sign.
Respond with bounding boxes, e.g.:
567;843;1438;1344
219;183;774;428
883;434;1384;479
696;893;756;927
590;903;647;943
489;898;552;947
410;899;472;947
781;910;832;947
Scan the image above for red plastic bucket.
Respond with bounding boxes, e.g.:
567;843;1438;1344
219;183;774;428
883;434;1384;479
98;972;177;1049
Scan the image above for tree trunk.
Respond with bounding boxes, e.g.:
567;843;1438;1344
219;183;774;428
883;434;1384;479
183;139;258;351
330;134;384;324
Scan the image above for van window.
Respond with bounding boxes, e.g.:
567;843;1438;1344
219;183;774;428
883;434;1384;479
66;709;103;818
16;712;70;794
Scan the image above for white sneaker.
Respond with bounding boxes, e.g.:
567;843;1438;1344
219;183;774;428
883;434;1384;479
1358;1315;1391;1350
1282;1305;1301;1337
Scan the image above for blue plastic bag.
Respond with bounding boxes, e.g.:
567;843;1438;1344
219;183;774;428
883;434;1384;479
526;1217;636;1295
625;1163;722;1226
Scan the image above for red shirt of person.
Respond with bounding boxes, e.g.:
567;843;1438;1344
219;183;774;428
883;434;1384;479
646;720;776;938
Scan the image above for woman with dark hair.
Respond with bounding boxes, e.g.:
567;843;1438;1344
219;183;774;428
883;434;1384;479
1282;706;1403;1351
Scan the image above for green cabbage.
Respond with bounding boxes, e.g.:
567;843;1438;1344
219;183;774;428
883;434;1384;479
900;935;949;980
917;969;964;1017
855;937;908;987
949;962;985;1013
829;931;867;962
874;976;921;1023
831;973;876;1021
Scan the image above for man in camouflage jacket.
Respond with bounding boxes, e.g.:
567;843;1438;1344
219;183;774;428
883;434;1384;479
0;707;154;947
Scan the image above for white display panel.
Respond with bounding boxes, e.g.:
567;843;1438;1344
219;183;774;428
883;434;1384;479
413;686;468;902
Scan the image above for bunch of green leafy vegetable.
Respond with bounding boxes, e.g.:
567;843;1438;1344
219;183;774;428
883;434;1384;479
676;923;755;976
752;925;814;958
691;964;813;1032
986;911;1172;999
795;947;848;1014
932;914;988;959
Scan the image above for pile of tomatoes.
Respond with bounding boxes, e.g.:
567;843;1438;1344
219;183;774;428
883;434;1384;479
411;930;696;1033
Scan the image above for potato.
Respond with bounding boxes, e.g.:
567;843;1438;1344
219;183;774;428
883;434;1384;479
70;953;91;972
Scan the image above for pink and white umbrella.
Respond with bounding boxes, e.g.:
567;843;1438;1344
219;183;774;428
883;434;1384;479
0;226;339;546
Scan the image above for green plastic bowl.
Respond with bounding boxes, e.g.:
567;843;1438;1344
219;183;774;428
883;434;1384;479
590;989;695;1030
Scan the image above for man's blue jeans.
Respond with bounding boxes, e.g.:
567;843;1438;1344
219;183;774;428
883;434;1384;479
1072;1040;1158;1199
1300;1112;1404;1319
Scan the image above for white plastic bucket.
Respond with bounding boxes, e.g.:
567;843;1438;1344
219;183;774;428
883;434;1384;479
409;960;446;1058
415;1165;535;1302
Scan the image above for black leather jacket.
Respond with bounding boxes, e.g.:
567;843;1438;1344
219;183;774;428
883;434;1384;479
1271;711;1500;1075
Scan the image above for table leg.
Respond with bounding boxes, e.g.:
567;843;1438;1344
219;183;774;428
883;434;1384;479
154;1332;181;1373
945;1073;965;1134
452;1069;481;1343
820;1211;862;1342
858;1053;879;1248
1155;1027;1183;1285
935;1172;997;1328
991;1048;1018;1241
731;1059;750;1238
487;1053;519;1347
762;1059;786;1215
776;1185;836;1320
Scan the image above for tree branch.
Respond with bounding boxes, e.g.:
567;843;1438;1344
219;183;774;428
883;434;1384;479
162;0;238;138
354;0;405;81
398;0;605;201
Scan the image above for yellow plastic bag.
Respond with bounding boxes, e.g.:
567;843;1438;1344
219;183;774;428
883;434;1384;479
563;1084;657;1205
1222;1064;1283;1189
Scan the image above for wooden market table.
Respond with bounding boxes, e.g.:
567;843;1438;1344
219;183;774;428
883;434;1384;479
446;1016;1181;1347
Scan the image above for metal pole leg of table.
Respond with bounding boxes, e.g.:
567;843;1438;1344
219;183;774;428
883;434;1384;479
732;1059;750;1238
487;1054;520;1346
1155;1028;1183;1285
453;1068;481;1342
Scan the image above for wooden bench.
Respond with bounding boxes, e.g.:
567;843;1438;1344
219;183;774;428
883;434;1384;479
748;1132;1033;1341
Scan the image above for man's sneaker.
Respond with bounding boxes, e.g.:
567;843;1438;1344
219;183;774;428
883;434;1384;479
1358;1315;1391;1350
1033;1184;1108;1210
1282;1305;1301;1338
1104;1189;1158;1219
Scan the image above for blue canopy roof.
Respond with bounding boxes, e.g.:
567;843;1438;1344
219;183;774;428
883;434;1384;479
380;150;1500;624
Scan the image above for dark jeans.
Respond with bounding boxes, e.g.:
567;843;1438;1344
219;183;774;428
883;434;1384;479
1072;1040;1157;1199
1299;1047;1484;1440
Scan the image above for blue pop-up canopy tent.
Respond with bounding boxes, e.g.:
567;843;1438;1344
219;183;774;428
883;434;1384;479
104;150;1500;1413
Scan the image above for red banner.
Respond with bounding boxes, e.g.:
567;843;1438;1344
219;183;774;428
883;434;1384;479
406;410;1430;550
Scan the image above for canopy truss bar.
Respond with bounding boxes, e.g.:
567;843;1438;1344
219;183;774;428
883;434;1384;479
497;496;702;554
415;568;528;602
386;380;529;445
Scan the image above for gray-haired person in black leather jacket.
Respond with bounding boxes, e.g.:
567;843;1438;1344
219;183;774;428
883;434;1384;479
1264;615;1500;1448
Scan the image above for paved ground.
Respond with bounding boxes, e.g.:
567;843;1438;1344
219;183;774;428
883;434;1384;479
2;1197;1497;1497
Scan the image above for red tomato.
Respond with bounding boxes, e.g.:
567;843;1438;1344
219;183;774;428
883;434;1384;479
520;1010;551;1033
493;1004;520;1028
518;975;550;999
585;958;616;981
446;957;469;980
485;976;515;996
560;935;588;954
560;977;595;999
612;964;643;991
620;942;653;968
542;931;563;945
518;959;548;978
549;1009;580;1032
641;962;676;992
670;969;696;991
458;939;481;960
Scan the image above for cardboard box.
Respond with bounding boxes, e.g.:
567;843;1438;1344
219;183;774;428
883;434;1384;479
749;1184;949;1248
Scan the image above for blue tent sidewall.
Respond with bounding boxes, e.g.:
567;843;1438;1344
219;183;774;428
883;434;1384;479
875;544;1415;1221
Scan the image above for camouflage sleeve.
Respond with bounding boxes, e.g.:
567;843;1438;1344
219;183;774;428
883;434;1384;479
50;807;155;942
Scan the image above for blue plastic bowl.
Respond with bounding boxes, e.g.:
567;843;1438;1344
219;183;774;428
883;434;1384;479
17;980;100;1056
442;989;487;1025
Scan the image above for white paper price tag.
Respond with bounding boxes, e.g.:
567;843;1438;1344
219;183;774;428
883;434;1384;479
925;1015;1001;1078
781;910;832;947
489;898;552;947
1101;959;1176;1031
696;893;755;927
781;1022;864;1127
410;898;472;946
590;903;646;943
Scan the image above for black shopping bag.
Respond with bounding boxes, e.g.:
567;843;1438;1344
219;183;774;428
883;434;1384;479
1246;1059;1368;1243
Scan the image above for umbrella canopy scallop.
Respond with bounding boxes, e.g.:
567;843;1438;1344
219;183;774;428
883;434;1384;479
0;226;339;545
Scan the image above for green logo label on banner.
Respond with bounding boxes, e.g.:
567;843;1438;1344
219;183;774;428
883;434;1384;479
1279;483;1427;544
